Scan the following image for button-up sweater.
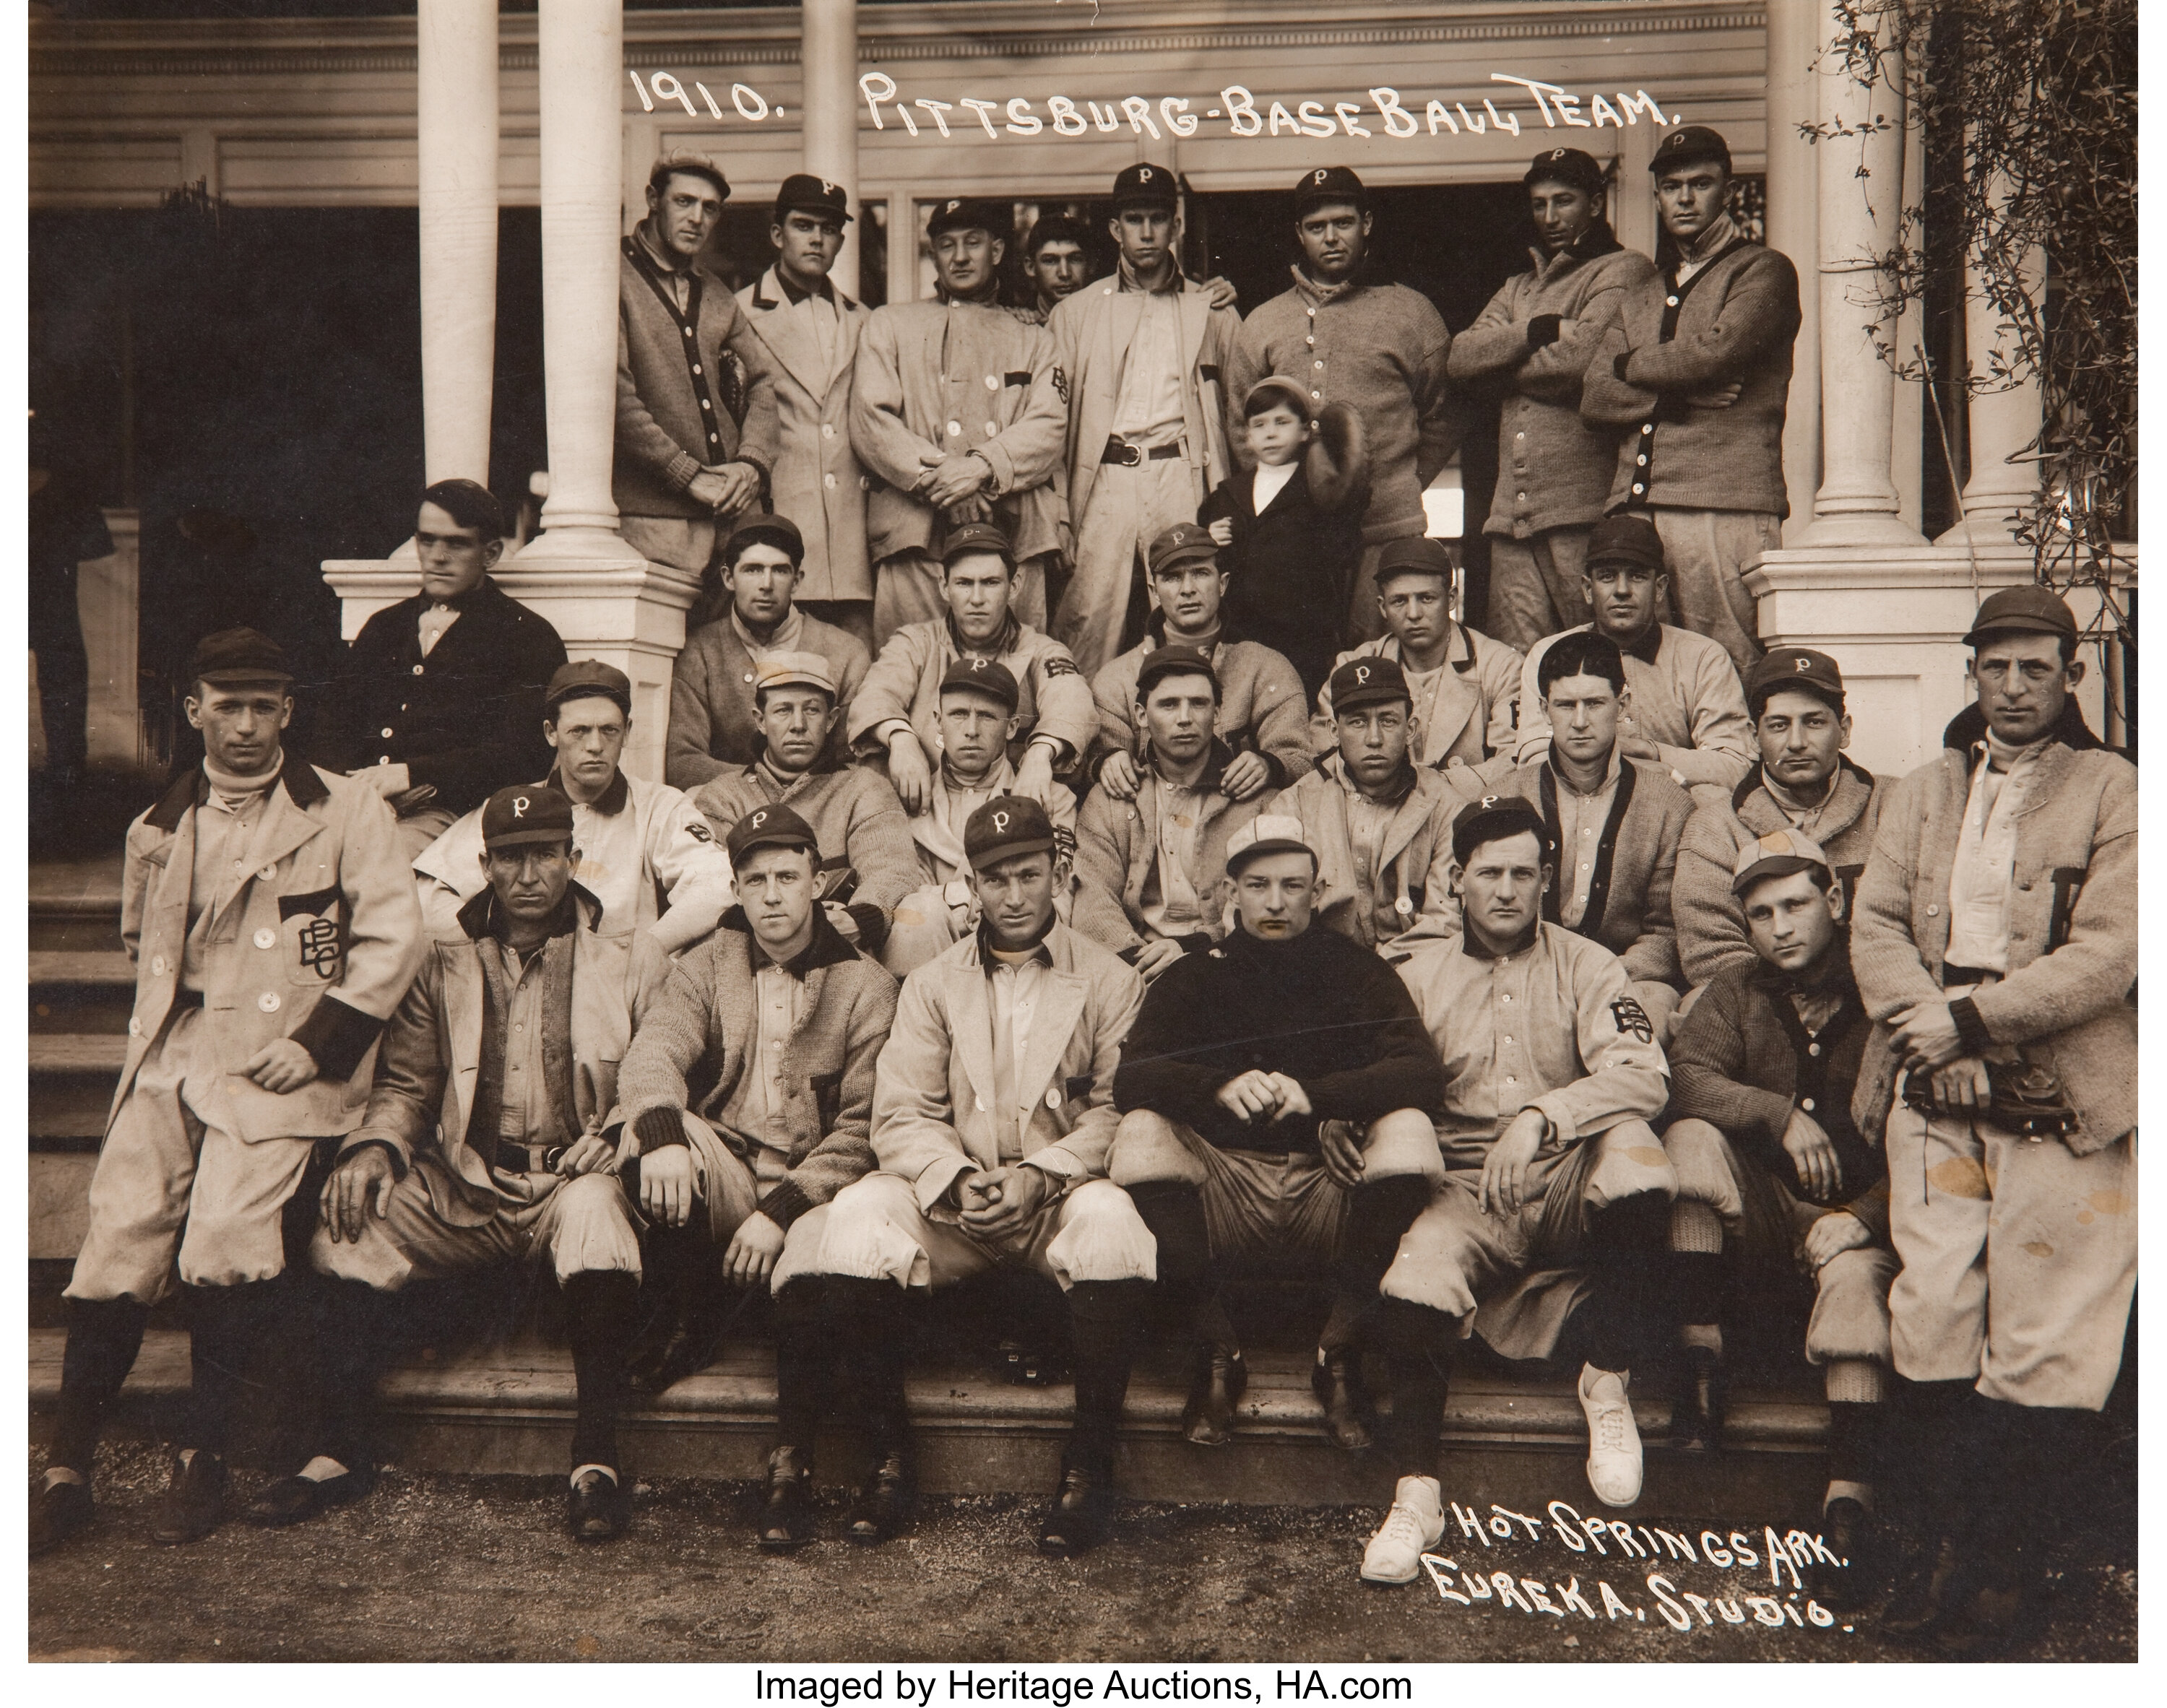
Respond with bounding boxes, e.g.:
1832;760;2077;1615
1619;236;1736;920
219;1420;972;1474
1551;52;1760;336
1089;610;1313;788
665;607;872;786
1513;621;1755;790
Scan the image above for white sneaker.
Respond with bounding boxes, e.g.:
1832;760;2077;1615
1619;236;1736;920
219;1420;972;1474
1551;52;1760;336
1359;1474;1445;1585
1579;1364;1644;1508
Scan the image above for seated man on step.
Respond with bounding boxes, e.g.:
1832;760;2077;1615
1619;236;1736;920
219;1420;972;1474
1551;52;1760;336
1359;797;1674;1586
788;797;1156;1558
1108;812;1446;1455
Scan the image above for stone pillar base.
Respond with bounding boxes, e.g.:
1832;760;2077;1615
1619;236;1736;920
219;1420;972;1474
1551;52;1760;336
1746;542;2135;779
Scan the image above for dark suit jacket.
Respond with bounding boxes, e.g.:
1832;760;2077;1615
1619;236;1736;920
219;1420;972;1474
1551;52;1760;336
321;576;567;815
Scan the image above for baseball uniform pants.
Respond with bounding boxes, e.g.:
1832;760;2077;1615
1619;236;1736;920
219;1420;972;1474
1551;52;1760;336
68;1005;321;1302
808;1169;1156;1292
1486;526;1595;654
1056;455;1203;676
1648;507;1781;679
1883;1103;2137;1410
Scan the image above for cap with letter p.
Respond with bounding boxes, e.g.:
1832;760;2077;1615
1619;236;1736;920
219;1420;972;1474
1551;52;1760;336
927;197;1008;240
1730;826;1832;897
1148;523;1219;577
482;784;576;853
1224;812;1315;876
1294;164;1368;216
727;802;819;866
775;173;852;225
939;654;1021;714
1328;654;1412;714
1450;794;1549;870
964;795;1057;872
1648;124;1732;178
1744;647;1845;719
1525;146;1608;201
1112;162;1179;211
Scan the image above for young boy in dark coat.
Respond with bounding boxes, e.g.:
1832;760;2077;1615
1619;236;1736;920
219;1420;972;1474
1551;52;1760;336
1198;376;1368;701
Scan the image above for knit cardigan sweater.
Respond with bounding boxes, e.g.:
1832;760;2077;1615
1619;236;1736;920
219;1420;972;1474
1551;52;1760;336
664;610;873;787
615;907;898;1231
1848;703;2137;1156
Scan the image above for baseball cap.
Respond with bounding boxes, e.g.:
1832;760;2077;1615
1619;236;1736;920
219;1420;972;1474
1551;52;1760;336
726;802;819;866
939;655;1021;713
1135;643;1220;703
1450;794;1549;870
751;651;838;701
1242;375;1312;422
1731;826;1833;897
1524;146;1608;199
1745;648;1846;717
964;795;1057;871
1224;812;1315;875
927;197;1008;239
722;512;805;568
1374;535;1454;586
1963;584;2078;647
1328;654;1413;714
1110;162;1179;210
649;149;729;201
941;520;1015;568
188;627;292;688
1294;165;1368;215
482;784;576;853
775;173;852;225
1649;125;1732;178
1147;523;1219;576
1586;511;1666;573
545;659;633;717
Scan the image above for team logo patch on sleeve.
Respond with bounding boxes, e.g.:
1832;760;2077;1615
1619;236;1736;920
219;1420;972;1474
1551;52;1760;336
1051;365;1070;404
685;819;714;842
1040;656;1078;679
1610;996;1655;1043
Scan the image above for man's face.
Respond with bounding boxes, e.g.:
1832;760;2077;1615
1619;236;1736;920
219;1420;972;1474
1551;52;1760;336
1336;700;1413;790
1245;402;1307;467
772;209;843;282
1529;181;1597;254
1743;868;1842;974
755;685;839;774
1544;672;1622;770
1656;163;1729;245
1151;558;1226;634
481;839;575;924
546;695;627;797
1027;239;1090;305
937;688;1013;778
1971;633;2080;745
1297;203;1370;284
1755;689;1849;792
1139;673;1217;768
1585;561;1664;642
187;682;291;776
972;849;1058;948
647;170;725;264
726;542;800;628
415;500;500;602
1234;849;1317;941
1377;574;1450;656
943;554;1015;644
1458;831;1549;947
1110;205;1175;274
932;226;1003;297
736;843;817;953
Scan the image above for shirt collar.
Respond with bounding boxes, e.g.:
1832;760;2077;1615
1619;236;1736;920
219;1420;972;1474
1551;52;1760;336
946;609;1021;658
1759;766;1838;817
1338;757;1419;809
1146;737;1235;797
1681;212;1741;266
1596;622;1661;665
633;222;692;277
975;916;1057;974
773;267;836;306
730;602;805;656
423;576;492;616
1117;257;1184;296
545;765;629;817
460;883;589;946
752;931;819;978
1548;743;1623;797
1462;921;1540;962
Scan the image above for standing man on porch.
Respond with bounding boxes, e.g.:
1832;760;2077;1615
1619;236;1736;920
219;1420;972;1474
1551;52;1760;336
617;151;782;578
1047;162;1240;675
737;175;874;650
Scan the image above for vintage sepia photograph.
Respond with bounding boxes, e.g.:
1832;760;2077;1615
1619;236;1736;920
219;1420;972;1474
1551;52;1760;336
22;0;2138;1670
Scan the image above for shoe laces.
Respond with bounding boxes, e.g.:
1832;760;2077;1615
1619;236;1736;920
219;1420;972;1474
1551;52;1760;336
1591;1394;1632;1455
1377;1500;1431;1551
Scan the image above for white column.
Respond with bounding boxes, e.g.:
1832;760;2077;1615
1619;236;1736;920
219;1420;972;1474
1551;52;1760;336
1763;0;1822;545
800;0;860;300
1794;9;1925;547
417;0;498;485
1941;186;2046;545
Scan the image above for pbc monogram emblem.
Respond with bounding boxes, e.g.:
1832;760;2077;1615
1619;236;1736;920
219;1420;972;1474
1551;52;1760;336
1610;996;1656;1044
295;916;342;975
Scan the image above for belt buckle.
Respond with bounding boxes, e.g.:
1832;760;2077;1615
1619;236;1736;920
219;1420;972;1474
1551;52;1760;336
1113;441;1141;467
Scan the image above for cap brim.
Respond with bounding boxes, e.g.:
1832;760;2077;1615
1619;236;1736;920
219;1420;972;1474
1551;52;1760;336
1963;617;2072;644
1333;687;1411;714
755;675;836;697
1227;838;1314;871
194;671;294;688
969;836;1057;872
1731;854;1824;896
484;828;574;852
732;831;818;862
777;202;852;224
1150;544;1219;575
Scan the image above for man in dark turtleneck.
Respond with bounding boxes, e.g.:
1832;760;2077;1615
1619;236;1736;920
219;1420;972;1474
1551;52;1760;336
1108;813;1445;1461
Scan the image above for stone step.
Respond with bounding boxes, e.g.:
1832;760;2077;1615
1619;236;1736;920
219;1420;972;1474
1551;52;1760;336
28;950;137;988
27;1330;1830;1516
30;1033;130;1075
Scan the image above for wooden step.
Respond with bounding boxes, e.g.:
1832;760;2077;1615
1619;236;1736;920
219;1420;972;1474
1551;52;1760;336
29;950;137;987
27;1330;1830;1516
30;1034;131;1075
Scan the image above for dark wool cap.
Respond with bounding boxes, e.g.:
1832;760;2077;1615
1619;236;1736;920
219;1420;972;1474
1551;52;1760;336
1586;511;1666;573
1294;165;1368;214
1450;794;1550;870
1649;126;1732;178
964;795;1057;870
189;627;292;688
1111;162;1180;209
1328;654;1413;714
545;659;633;717
1135;644;1220;702
775;173;852;225
1525;146;1608;200
1745;648;1846;716
940;654;1021;713
482;784;576;852
726;802;820;865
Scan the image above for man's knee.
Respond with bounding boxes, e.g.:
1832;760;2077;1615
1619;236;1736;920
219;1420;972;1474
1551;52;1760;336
1586;1118;1679;1208
1809;1246;1898;1368
880;888;959;981
1044;1179;1156;1286
1107;1109;1208;1188
1359;1109;1446;1184
808;1173;927;1287
1661;1117;1741;1218
548;1174;642;1282
1379;1187;1485;1319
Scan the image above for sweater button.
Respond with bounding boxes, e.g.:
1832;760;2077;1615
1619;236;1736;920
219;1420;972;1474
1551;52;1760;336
412;664;424;675
947;421;962;437
1666;295;1679;307
692;365;702;376
1807;1042;1821;1057
259;992;282;1013
1800;1097;1815;1112
152;956;167;974
1926;905;1939;916
129;1016;142;1036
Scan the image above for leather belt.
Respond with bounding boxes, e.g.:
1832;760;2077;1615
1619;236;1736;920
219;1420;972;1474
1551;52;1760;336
1942;964;2002;989
1101;438;1182;466
496;1140;570;1174
170;988;204;1010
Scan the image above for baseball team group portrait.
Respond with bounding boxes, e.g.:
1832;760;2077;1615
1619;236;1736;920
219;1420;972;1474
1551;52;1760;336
20;0;2140;1673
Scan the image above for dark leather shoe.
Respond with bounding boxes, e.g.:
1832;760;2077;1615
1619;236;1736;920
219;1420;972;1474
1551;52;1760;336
1805;1496;1881;1611
627;1317;720;1395
1037;1463;1115;1559
151;1450;229;1546
1936;1563;2042;1660
566;1468;631;1542
1312;1349;1375;1452
1181;1345;1247;1447
844;1449;916;1544
245;1465;378;1528
758;1447;816;1552
29;1478;95;1557
1669;1345;1726;1452
997;1338;1067;1387
1881;1535;1964;1639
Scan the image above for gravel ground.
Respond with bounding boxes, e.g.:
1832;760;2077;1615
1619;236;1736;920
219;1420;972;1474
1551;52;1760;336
27;1441;2136;1664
